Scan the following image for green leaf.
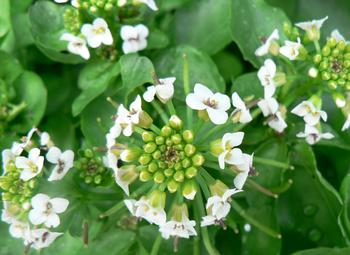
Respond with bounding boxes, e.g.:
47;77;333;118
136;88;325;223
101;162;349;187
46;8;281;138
172;0;232;55
0;50;23;84
291;247;350;255
231;72;263;99
12;71;47;132
0;0;11;39
230;0;290;67
147;29;169;50
154;45;225;101
212;50;244;82
339;174;350;242
72;61;121;116
277;143;348;248
29;1;84;64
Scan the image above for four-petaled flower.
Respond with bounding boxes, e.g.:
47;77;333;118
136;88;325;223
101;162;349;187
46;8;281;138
233;153;254;190
186;83;231;125
46;147;74;181
295;16;328;41
81;18;113;48
257;97;279;117
279;38;301;60
138;0;158;11
257;59;277;98
255;29;279;56
297;125;334;145
120;24;149;54
28;194;69;228
218;132;245;169
15;148;44;181
291;101;327;126
60;33;90;60
231;92;252;124
25;229;63;250
143;77;176;103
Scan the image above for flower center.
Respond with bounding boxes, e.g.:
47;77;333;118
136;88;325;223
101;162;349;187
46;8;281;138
93;26;105;35
331;60;343;73
45;202;53;215
28;161;38;173
203;98;217;109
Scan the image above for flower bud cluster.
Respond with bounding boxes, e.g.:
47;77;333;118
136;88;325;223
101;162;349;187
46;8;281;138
63;7;82;34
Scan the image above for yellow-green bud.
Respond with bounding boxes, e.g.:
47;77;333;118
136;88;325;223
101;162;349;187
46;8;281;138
153;171;165;184
171;134;182;144
152;150;161;160
185;167;197;179
182;180;197;200
181;158;191;168
192;154;205;166
142;131;155;142
210;139;223;156
167;180;179;193
140;170;152;182
148;161;158;172
155;136;165;145
198;109;209;122
169;115;183;130
313;54;322;64
138;111;153;129
184;144;196;157
182;130;194;143
209;180;229;197
161;126;172;137
148;190;166;208
332;92;346;108
144;142;157;153
173;171;184;182
139;154;152;165
94;175;102;184
273;72;286;86
164;168;174;177
120;147;141;162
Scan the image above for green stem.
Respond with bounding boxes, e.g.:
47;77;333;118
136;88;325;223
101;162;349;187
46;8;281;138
151;101;169;124
99;200;125;218
254;156;293;170
183;54;192;129
150;124;161;134
231;200;282;239
195;175;211;199
199;167;216;183
313;40;321;53
150;234;162;255
167;100;176;116
6;101;27;122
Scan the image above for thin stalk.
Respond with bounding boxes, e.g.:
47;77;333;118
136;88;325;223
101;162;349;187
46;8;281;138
195;175;211;199
167;100;177;116
313;40;321;53
254;156;293;170
151;101;169;124
183;54;192;129
150;234;162;255
150;124;161;134
231;200;282;239
246;179;278;198
7;101;27;122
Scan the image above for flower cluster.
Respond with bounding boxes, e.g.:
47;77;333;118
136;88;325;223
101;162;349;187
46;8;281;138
55;0;157;60
0;129;73;250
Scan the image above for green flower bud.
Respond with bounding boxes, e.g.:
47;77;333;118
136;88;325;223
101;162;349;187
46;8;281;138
332;92;346;108
121;147;141;162
148;161;158;173
332;49;340;57
182;130;194;143
169;115;183;130
164;168;174;177
174;162;182;171
138;111;153;129
165;138;173;146
184;144;196;157
173;171;184;182
198;109;209;122
192;154;205;167
210;139;223;156
181;158;191;169
171;134;182;144
313;54;322;64
322;46;331;56
2;192;12;201
209;180;229;197
158;161;167;169
185;167;197;179
155;136;165;145
319;61;329;70
139;154;152;165
273;72;286;86
152;150;161;160
167;180;179;193
182;180;197;200
144;142;157;153
269;41;280;56
321;71;331;80
84;149;94;158
85;176;93;184
161;126;172;137
94;175;102;185
328;80;337;89
142;131;155;142
147;190;166;208
153;171;165;184
140;170;152;182
328;37;337;48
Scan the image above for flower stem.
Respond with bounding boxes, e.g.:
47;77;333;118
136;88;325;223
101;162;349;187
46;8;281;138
6;101;27;122
231;200;282;239
150;124;161;134
313;40;321;53
167;100;177;116
254;156;293;170
246;179;278;198
150;234;162;255
151;101;169;124
195;175;211;199
183;54;192;129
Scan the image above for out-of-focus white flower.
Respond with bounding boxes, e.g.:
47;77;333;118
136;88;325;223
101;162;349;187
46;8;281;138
81;18;113;48
60;33;90;60
331;29;348;43
11;128;37;156
15;148;44;181
218;132;245;169
267;111;287;133
136;0;158;11
186;83;231;125
28;194;69;228
342;113;350;131
257;59;277;98
120;24;149;54
143;77;175;103
279;38;301;60
231;92;252;124
291;101;327;126
114;165;138;195
233;153;254;190
297;125;334;145
9;221;30;239
295;16;328;41
308;67;318;78
25;229;63;250
46;147;74;181
257;97;279;117
255;29;279;56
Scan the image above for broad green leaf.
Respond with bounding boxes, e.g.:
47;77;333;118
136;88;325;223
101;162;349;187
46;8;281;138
277;143;348;247
230;0;290;67
0;0;11;39
147;29;169;50
291;247;350;255
172;0;232;55
339;174;350;242
212;50;244;82
231;72;263;99
73;61;121;116
12;13;34;48
29;1;84;64
0;50;23;84
12;71;47;132
154;45;225;101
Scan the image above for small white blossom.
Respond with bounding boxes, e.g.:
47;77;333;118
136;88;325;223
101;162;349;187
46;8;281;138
231;92;252;123
331;29;347;43
143;77;175;103
186;83;231;125
1;202;15;224
297;125;334;145
11;128;37;156
279;38;301;60
137;0;158;11
124;198;166;226
26;229;63;250
60;33;90;60
15;148;44;181
118;0;127;6
40;132;53;148
255;29;279;56
295;16;328;41
233;153;253;189
308;67;318;78
257;97;279;117
268;111;288;133
46;147;74;181
29;194;69;228
201;189;242;227
291;101;327;126
257;59;277;98
120;24;149;54
114;166;138;195
218;132;245;169
2;149;15;174
9;221;30;239
54;0;69;3
81;18;113;48
342;113;350;131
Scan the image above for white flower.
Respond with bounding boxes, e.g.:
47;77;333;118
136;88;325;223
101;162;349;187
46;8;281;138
54;0;69;3
218;132;245;169
118;0;127;6
1;202;15;224
297;125;334;145
114;166;138;195
127;95;143;124
233;153;253;189
231;92;252;123
257;59;277;98
40;132;53;148
257;97;279;117
143;77;175;103
279;38;301;60
46;147;74;181
120;24;149;54
268;111;288;133
331;29;347;43
26;229;63;250
291;101;327;126
255;29;279;56
186;83;231;125
60;33;90;60
29;194;69;228
81;18;113;48
295;16;328;41
9;221;30;239
137;0;158;11
2;149;15;174
308;67;318;78
201;189;242;227
11;128;37;156
124;198;166;226
15;148;44;181
342;113;350;131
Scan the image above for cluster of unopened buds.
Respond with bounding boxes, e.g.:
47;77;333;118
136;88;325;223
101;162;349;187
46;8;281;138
1;128;74;250
55;0;158;60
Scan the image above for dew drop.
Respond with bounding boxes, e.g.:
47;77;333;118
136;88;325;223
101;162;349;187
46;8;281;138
244;223;251;232
303;204;318;216
308;228;322;242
